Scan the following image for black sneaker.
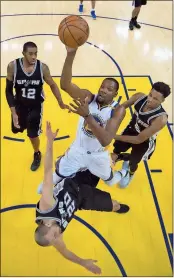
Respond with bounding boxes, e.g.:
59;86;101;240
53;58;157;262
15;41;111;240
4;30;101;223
134;21;141;29
129;20;134;30
115;204;130;213
30;151;41;171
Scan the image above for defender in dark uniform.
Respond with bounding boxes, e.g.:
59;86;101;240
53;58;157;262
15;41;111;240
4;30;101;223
129;0;147;30
6;41;68;171
35;122;129;274
112;82;171;187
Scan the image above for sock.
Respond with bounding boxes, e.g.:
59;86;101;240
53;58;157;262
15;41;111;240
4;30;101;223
129;170;135;176
91;9;95;11
35;151;40;154
131;16;137;22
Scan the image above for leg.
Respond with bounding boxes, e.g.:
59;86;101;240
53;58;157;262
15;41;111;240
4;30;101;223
79;0;84;12
27;104;43;171
87;151;127;186
29;136;40;152
119;139;155;187
112;125;133;164
90;0;96;19
129;0;147;30
91;0;96;9
79;185;129;213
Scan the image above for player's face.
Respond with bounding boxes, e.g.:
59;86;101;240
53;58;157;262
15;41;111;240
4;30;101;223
146;89;164;109
44;224;60;245
97;80;118;105
23;47;37;65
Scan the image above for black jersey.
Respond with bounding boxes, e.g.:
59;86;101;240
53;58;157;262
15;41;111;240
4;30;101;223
129;95;167;137
36;179;79;233
13;58;44;106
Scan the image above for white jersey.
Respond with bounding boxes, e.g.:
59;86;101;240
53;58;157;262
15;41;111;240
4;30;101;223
72;95;118;152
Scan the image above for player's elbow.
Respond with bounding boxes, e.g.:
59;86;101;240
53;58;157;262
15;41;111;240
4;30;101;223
60;82;66;91
60;80;69;92
100;137;112;147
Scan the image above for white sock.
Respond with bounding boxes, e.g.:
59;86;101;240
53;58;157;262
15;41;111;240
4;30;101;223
105;169;127;186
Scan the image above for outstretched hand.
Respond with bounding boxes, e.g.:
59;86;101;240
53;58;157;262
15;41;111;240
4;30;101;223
83;259;102;275
46;121;59;141
69;97;90;118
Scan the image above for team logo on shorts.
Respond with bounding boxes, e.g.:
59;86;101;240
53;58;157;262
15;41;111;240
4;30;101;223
82;113;105;138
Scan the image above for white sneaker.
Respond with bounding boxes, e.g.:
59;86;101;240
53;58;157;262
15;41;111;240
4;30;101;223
119;161;133;188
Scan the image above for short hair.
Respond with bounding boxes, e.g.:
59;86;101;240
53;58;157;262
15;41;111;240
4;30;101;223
23;41;37;52
104;78;119;92
152;82;171;98
34;223;50;247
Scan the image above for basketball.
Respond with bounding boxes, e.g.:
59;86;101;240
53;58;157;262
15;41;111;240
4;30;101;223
58;15;89;48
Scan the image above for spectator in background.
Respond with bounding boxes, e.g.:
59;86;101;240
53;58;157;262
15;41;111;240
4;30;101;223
79;1;96;20
129;0;147;30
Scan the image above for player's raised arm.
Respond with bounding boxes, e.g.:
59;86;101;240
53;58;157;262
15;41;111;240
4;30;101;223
122;92;145;109
53;234;101;275
60;46;93;102
39;122;58;210
42;63;69;110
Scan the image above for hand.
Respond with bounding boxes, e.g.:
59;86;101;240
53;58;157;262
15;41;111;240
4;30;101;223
82;259;101;275
12;112;20;129
65;45;78;53
46;121;59;141
58;101;71;111
70;97;89;118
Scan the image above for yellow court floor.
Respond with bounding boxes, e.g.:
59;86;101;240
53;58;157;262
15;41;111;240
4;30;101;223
1;76;173;276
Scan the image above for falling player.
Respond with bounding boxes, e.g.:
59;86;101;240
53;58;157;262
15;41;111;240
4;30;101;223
37;46;128;193
35;122;129;274
111;82;171;187
6;41;68;171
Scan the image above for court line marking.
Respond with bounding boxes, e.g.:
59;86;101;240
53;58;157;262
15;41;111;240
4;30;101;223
1;13;172;31
0;32;172;270
3;136;25;142
0;75;154;78
2;135;70;143
0;204;127;277
150;169;162;173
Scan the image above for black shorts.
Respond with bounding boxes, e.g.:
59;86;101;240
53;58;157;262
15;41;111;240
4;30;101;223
11;102;43;138
134;0;147;7
72;170;100;188
78;184;113;212
113;125;156;165
64;177;112;212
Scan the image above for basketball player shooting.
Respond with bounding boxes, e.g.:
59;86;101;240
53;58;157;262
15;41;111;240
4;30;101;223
37;45;129;193
111;83;171;187
35;122;129;274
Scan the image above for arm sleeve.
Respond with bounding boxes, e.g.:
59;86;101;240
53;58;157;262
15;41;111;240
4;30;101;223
6;79;15;107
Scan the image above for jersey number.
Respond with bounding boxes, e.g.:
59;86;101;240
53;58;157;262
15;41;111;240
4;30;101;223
22;88;36;99
64;192;76;218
